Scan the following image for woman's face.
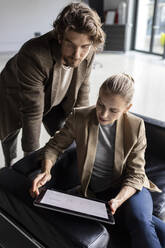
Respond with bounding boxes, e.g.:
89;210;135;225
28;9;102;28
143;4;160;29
96;89;131;125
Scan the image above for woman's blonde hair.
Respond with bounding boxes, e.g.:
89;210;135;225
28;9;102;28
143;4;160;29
53;2;105;48
100;73;135;104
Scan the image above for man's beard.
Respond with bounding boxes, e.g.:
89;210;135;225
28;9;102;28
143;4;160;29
63;56;81;68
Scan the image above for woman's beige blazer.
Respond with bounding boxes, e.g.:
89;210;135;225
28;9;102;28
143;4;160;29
44;106;160;196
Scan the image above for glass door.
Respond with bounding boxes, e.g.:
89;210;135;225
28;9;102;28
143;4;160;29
134;0;154;52
152;0;165;54
134;0;165;56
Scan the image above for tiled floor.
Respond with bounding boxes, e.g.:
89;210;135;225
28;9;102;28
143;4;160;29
0;50;165;167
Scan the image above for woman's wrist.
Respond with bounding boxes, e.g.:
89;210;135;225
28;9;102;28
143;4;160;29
41;159;53;174
115;186;137;205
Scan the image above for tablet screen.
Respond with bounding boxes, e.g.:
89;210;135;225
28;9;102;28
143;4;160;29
41;189;108;219
34;189;115;224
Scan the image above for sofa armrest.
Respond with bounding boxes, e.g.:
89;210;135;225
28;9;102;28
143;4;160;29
0;181;110;248
146;157;165;221
133;113;165;221
0;208;44;248
0;155;110;248
12;148;80;190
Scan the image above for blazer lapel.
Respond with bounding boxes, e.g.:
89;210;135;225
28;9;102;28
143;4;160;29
113;115;125;180
81;110;99;194
49;36;63;106
51;62;62;106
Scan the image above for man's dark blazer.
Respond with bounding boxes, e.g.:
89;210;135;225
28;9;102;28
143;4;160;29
0;30;95;152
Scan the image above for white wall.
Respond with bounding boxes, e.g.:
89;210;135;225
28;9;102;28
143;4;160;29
0;0;72;52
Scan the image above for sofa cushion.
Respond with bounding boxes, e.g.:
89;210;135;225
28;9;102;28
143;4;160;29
145;157;165;221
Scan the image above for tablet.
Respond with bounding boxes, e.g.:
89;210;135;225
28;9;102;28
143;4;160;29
33;188;115;225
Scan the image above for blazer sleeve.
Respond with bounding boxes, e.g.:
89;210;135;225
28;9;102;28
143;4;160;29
17;46;47;152
75;52;95;107
43;110;76;164
122;120;147;191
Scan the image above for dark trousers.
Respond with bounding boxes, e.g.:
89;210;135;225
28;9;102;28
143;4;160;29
1;104;66;167
96;187;165;248
1;129;20;167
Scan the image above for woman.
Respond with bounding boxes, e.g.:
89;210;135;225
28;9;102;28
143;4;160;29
31;73;165;248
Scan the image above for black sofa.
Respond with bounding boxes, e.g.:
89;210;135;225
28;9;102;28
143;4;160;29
0;148;110;248
0;113;165;248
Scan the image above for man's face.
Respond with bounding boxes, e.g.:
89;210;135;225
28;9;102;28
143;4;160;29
96;89;131;126
59;30;93;67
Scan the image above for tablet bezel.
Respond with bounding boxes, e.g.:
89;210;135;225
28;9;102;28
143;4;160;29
33;188;115;225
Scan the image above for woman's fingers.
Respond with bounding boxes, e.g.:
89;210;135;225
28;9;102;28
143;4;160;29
30;173;51;198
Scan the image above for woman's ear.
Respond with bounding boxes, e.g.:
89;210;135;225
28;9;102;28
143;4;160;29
124;103;132;113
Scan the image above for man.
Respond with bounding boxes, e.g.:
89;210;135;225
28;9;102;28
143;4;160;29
0;2;105;166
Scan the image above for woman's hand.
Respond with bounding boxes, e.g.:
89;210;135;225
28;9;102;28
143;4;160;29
108;198;122;215
108;186;137;215
30;159;53;198
30;171;52;198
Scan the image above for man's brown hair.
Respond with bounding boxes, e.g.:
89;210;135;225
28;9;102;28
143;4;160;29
53;2;105;48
